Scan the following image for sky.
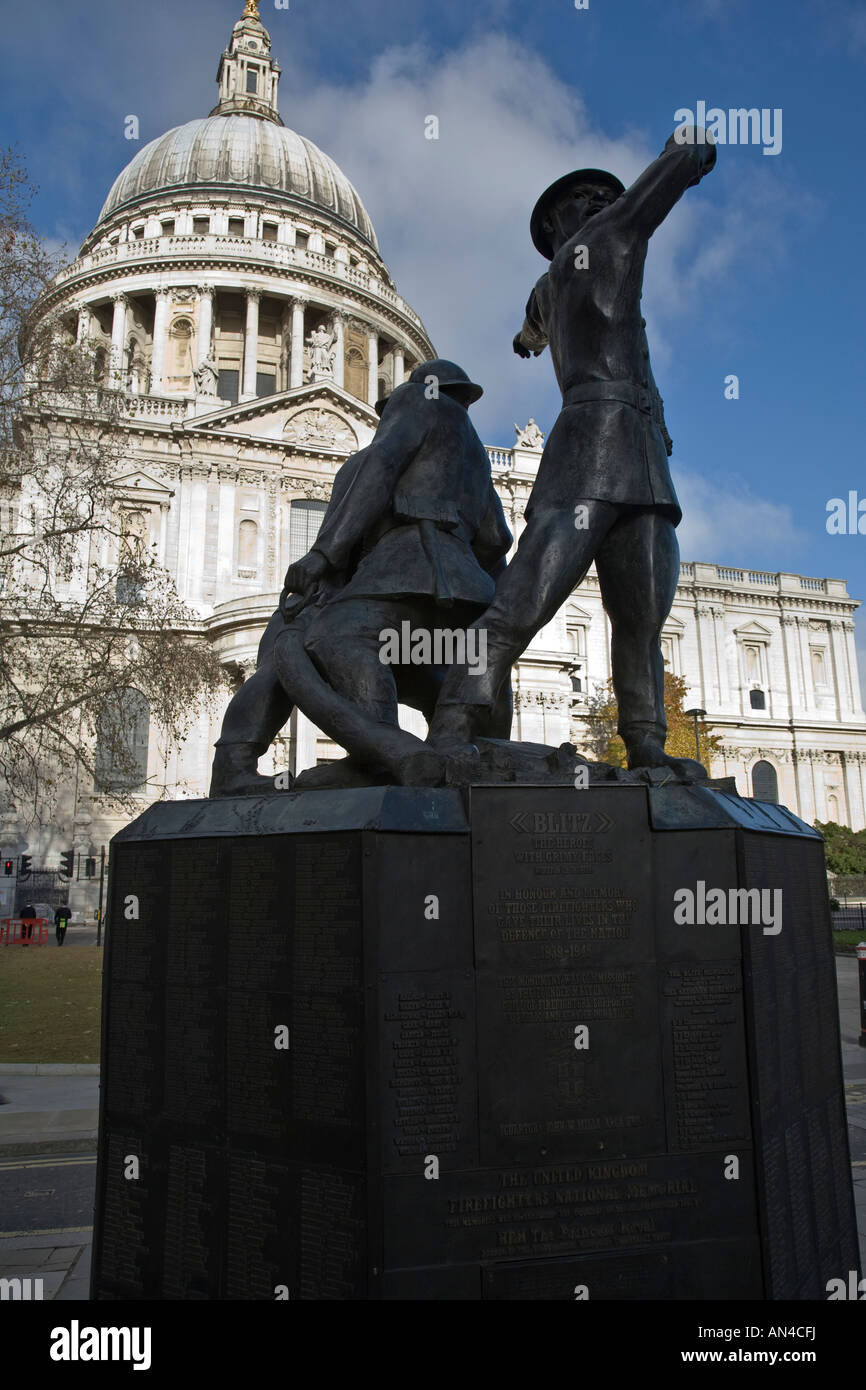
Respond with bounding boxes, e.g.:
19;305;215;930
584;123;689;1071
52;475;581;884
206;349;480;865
3;0;866;684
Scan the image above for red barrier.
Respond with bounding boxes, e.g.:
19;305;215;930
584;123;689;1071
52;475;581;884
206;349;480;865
0;917;50;946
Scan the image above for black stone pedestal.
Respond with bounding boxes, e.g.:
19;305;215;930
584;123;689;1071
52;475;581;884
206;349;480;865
91;784;860;1299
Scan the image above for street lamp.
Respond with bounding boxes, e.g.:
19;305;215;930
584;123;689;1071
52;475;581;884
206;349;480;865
685;707;707;762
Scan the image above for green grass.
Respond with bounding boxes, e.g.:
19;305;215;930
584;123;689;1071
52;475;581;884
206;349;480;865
833;929;866;955
0;947;102;1063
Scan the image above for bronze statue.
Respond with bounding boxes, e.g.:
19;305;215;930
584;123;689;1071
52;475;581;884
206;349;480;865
210;126;718;795
427;126;717;778
210;360;510;795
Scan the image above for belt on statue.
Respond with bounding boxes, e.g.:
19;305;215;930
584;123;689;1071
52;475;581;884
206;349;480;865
562;380;655;415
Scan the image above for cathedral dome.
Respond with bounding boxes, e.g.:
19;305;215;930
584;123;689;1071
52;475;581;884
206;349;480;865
97;117;378;251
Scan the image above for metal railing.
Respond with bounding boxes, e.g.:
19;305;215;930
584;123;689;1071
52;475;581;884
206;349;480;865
832;903;866;931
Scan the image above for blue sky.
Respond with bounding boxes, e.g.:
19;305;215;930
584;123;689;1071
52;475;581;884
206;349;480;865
3;0;866;681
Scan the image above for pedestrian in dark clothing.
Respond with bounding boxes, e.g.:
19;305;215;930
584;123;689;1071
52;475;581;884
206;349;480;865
20;903;36;943
54;904;72;945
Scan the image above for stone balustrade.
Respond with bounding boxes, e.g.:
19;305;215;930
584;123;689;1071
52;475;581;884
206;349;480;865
52;234;425;330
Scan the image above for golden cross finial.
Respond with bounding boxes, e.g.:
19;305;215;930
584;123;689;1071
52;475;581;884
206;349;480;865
242;0;259;17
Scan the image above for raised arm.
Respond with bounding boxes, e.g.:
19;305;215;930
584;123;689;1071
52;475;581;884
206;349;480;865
612;127;717;240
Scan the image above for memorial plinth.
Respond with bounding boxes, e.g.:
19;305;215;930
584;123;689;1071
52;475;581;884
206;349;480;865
91;783;860;1300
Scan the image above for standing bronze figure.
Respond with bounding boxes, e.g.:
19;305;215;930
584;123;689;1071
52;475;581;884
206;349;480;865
429;126;717;777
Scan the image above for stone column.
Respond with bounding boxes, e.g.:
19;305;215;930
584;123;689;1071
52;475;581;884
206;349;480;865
186;466;210;607
216;468;237;596
331;312;345;389
709;606;731;708
392;344;405;390
242;289;261;401
109;294;128;389
780;615;802;718
289;297;307;388
367;331;379;406
69;810;94;924
150;289;171;395
844;620;865;716
693;605;714;707
196;286;214;367
176;466;193;598
829;620;852;719
792;751;811;823
157;503;169;567
280;301;292;389
797;619;814;712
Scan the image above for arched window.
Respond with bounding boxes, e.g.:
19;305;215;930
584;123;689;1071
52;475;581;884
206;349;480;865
169;317;194;389
288;499;327;564
827;793;840;823
345;346;367;401
94;689;150;791
237;518;258;575
752;760;779;804
811;648;828;689
116;508;152;603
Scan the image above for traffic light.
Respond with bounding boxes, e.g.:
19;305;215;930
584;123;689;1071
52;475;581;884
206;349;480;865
85;857;96;879
3;859;12;877
59;848;75;879
19;854;32;880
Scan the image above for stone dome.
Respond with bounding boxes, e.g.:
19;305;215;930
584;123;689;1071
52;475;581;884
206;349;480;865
97;116;378;251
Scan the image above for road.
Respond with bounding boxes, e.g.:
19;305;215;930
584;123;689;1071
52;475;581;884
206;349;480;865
0;1151;96;1238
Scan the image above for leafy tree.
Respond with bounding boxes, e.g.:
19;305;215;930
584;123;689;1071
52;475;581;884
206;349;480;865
0;148;226;822
814;821;866;875
579;670;724;768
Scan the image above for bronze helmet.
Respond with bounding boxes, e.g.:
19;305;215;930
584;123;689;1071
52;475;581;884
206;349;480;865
375;359;483;416
530;168;626;260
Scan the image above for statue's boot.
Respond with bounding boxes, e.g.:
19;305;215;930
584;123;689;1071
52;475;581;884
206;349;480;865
209;742;292;798
426;702;493;750
624;731;707;782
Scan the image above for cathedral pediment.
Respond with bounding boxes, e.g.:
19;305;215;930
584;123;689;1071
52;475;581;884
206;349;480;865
733;620;774;640
110;470;175;504
183;383;374;452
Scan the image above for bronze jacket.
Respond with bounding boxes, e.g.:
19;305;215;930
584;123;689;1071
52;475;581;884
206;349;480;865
518;134;717;524
310;383;512;605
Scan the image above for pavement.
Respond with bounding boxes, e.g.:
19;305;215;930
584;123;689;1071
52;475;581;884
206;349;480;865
0;1064;99;1153
1;958;864;1301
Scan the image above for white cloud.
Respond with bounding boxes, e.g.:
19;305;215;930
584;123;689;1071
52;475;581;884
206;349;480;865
288;33;795;440
673;465;805;567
